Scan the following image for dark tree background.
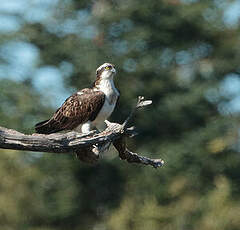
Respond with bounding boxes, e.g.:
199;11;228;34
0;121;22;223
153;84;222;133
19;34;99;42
1;0;240;229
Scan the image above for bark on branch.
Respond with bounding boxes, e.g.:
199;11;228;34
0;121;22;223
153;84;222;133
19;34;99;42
0;96;164;168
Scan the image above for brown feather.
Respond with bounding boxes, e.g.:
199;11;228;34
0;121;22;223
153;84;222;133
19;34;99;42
35;88;105;134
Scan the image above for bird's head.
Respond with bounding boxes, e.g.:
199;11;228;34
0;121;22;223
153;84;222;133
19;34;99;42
96;63;116;80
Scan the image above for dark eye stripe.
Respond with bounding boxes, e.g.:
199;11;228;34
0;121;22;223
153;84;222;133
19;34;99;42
105;65;112;69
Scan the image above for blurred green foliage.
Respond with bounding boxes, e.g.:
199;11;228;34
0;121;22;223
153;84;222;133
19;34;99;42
1;0;240;229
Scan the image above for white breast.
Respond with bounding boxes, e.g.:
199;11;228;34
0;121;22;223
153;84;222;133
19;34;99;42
92;78;119;127
92;98;115;126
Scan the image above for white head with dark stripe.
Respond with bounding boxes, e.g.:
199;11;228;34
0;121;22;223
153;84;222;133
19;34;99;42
96;63;116;80
94;63;118;96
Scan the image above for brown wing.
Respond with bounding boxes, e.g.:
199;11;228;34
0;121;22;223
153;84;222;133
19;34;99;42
35;89;105;134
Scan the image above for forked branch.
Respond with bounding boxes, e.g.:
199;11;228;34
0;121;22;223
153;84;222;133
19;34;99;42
0;96;164;168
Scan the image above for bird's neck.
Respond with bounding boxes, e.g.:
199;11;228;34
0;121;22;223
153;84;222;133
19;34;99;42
95;78;118;98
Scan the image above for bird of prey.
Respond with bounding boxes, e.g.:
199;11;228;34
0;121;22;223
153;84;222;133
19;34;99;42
35;63;119;134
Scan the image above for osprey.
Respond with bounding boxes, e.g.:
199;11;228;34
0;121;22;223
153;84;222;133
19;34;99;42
35;63;119;134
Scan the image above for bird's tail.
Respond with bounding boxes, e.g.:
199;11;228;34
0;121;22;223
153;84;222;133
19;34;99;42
35;119;62;134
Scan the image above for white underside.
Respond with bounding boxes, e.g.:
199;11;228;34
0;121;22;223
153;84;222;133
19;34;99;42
75;75;119;133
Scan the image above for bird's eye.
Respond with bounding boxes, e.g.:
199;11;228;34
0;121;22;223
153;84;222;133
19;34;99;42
105;65;112;70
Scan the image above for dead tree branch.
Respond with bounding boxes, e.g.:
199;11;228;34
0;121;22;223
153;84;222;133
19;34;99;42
0;96;164;168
